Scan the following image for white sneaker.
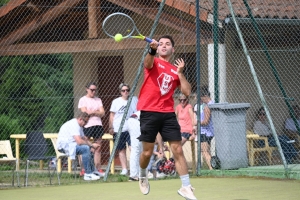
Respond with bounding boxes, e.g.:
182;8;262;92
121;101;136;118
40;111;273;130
93;170;105;177
147;172;153;179
156;172;166;178
139;176;150;195
83;173;100;181
178;185;197;200
120;169;128;175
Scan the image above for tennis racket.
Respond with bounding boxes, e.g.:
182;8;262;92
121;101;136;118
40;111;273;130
102;12;152;43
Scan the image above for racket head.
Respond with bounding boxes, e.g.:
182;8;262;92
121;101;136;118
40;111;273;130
102;12;137;39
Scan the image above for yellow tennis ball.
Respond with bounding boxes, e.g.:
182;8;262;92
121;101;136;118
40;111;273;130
114;34;123;42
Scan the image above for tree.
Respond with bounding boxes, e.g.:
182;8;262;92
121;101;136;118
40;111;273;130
0;54;74;138
0;0;9;7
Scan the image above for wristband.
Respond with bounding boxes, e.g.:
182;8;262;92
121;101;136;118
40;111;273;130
148;48;157;56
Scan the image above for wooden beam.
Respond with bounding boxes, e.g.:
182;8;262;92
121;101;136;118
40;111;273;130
0;0;84;46
88;0;98;39
107;0;196;35
0;34;212;56
157;0;210;22
0;0;27;18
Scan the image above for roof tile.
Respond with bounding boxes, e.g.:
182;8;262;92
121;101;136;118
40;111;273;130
176;0;300;20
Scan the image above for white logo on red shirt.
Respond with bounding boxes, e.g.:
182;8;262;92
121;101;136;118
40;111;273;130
157;73;174;95
158;63;165;69
171;69;178;75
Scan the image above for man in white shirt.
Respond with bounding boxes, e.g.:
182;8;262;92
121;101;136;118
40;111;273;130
57;111;101;181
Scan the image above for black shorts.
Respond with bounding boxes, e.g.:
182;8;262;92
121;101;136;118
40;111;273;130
113;131;130;150
138;111;181;143
83;125;104;140
200;134;213;145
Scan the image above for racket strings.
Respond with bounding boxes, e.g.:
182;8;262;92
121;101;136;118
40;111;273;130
103;15;135;38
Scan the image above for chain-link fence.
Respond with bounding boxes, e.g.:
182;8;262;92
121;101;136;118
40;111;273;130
1;0;300;188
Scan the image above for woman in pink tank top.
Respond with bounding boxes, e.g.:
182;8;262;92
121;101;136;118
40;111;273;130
175;94;195;145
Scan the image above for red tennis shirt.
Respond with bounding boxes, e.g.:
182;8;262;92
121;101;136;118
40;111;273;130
137;57;180;112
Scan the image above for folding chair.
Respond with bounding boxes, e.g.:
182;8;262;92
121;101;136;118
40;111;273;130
0;140;20;187
24;132;53;187
50;138;78;185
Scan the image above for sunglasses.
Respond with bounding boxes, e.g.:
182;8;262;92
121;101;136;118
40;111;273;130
179;99;187;102
89;88;97;92
121;89;130;92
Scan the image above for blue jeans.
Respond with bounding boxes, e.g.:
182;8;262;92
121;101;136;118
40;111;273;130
258;135;297;163
76;145;94;174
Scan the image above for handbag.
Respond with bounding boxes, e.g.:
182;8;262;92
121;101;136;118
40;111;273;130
210;155;221;169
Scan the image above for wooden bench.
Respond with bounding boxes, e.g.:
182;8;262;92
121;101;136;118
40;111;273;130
10;133;115;173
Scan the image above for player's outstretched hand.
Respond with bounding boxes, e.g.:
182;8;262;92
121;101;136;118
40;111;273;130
174;58;185;74
149;39;158;50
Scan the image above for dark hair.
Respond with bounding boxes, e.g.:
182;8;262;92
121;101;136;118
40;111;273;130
86;82;97;88
257;107;266;118
158;35;175;47
200;85;210;97
292;105;299;110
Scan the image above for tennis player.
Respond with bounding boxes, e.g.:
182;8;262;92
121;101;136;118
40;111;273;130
137;35;197;200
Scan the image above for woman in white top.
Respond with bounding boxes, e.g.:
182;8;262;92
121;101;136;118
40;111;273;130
109;83;138;175
78;82;105;176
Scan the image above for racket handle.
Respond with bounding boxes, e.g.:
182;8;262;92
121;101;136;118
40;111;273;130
144;37;152;43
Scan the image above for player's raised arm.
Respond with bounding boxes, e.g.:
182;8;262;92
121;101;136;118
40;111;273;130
144;39;158;69
175;58;191;97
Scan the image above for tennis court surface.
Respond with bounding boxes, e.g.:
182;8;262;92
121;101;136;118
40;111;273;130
1;177;300;200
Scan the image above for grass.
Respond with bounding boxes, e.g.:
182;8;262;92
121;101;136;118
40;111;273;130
1;177;300;200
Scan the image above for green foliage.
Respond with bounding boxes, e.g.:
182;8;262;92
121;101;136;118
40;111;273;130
0;115;25;140
0;54;74;135
0;0;9;7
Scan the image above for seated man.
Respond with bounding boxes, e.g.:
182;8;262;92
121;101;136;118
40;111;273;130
254;107;298;163
285;105;300;150
57;111;101;181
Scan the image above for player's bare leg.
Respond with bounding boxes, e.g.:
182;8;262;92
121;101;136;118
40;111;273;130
169;141;197;200
139;141;155;195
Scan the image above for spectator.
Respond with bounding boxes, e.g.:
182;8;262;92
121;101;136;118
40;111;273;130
194;86;214;170
78;82;105;177
284;105;300;150
193;96;203;142
56;111;100;181
254;107;298;163
128;110;142;181
109;83;138;175
175;94;195;145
